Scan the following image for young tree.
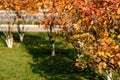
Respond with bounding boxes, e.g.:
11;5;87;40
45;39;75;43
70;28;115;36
38;0;66;56
0;2;15;48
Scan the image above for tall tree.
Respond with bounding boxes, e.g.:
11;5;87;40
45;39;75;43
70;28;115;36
59;0;120;80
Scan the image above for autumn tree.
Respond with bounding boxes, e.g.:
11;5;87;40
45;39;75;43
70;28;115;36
57;0;120;80
0;0;39;43
0;0;14;48
38;0;66;56
38;0;120;79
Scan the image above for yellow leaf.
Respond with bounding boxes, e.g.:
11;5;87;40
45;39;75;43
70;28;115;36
117;35;120;38
103;21;107;29
102;62;107;68
103;21;107;25
98;62;103;74
77;20;82;24
116;53;120;58
98;51;105;56
107;53;114;58
117;8;120;15
104;29;109;36
118;61;120;67
111;58;115;64
91;20;94;25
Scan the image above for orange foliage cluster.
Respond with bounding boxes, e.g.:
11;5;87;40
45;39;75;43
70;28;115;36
0;0;39;13
59;0;120;73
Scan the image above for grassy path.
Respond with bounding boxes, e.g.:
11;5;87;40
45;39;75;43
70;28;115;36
0;46;45;80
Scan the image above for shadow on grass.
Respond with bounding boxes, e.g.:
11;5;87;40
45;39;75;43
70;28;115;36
21;32;104;80
0;32;7;46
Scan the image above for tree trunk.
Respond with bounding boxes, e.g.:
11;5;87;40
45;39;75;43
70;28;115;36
51;40;55;56
19;33;24;42
16;12;25;42
49;25;56;56
4;23;13;48
106;70;112;80
17;25;25;42
5;36;13;48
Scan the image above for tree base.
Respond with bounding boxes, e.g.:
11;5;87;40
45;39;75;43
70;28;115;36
6;38;13;48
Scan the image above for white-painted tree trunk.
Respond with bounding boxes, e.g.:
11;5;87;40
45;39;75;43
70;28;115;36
5;37;13;48
19;33;24;42
106;70;112;80
49;25;56;56
51;42;55;56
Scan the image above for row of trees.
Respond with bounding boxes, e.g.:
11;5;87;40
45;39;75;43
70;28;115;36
38;1;120;80
0;0;39;48
0;0;120;80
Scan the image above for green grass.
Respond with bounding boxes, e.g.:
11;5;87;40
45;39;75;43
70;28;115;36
0;32;119;80
0;47;44;80
0;32;45;80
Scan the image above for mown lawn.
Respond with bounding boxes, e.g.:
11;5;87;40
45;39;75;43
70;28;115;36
0;32;45;80
0;32;119;80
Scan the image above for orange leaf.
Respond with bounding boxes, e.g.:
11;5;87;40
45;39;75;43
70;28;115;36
77;20;82;24
116;53;120;58
98;63;103;74
118;61;120;67
117;8;120;15
90;20;94;25
102;62;107;68
111;58;115;64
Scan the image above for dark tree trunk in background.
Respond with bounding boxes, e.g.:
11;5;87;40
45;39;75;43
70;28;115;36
16;12;25;42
